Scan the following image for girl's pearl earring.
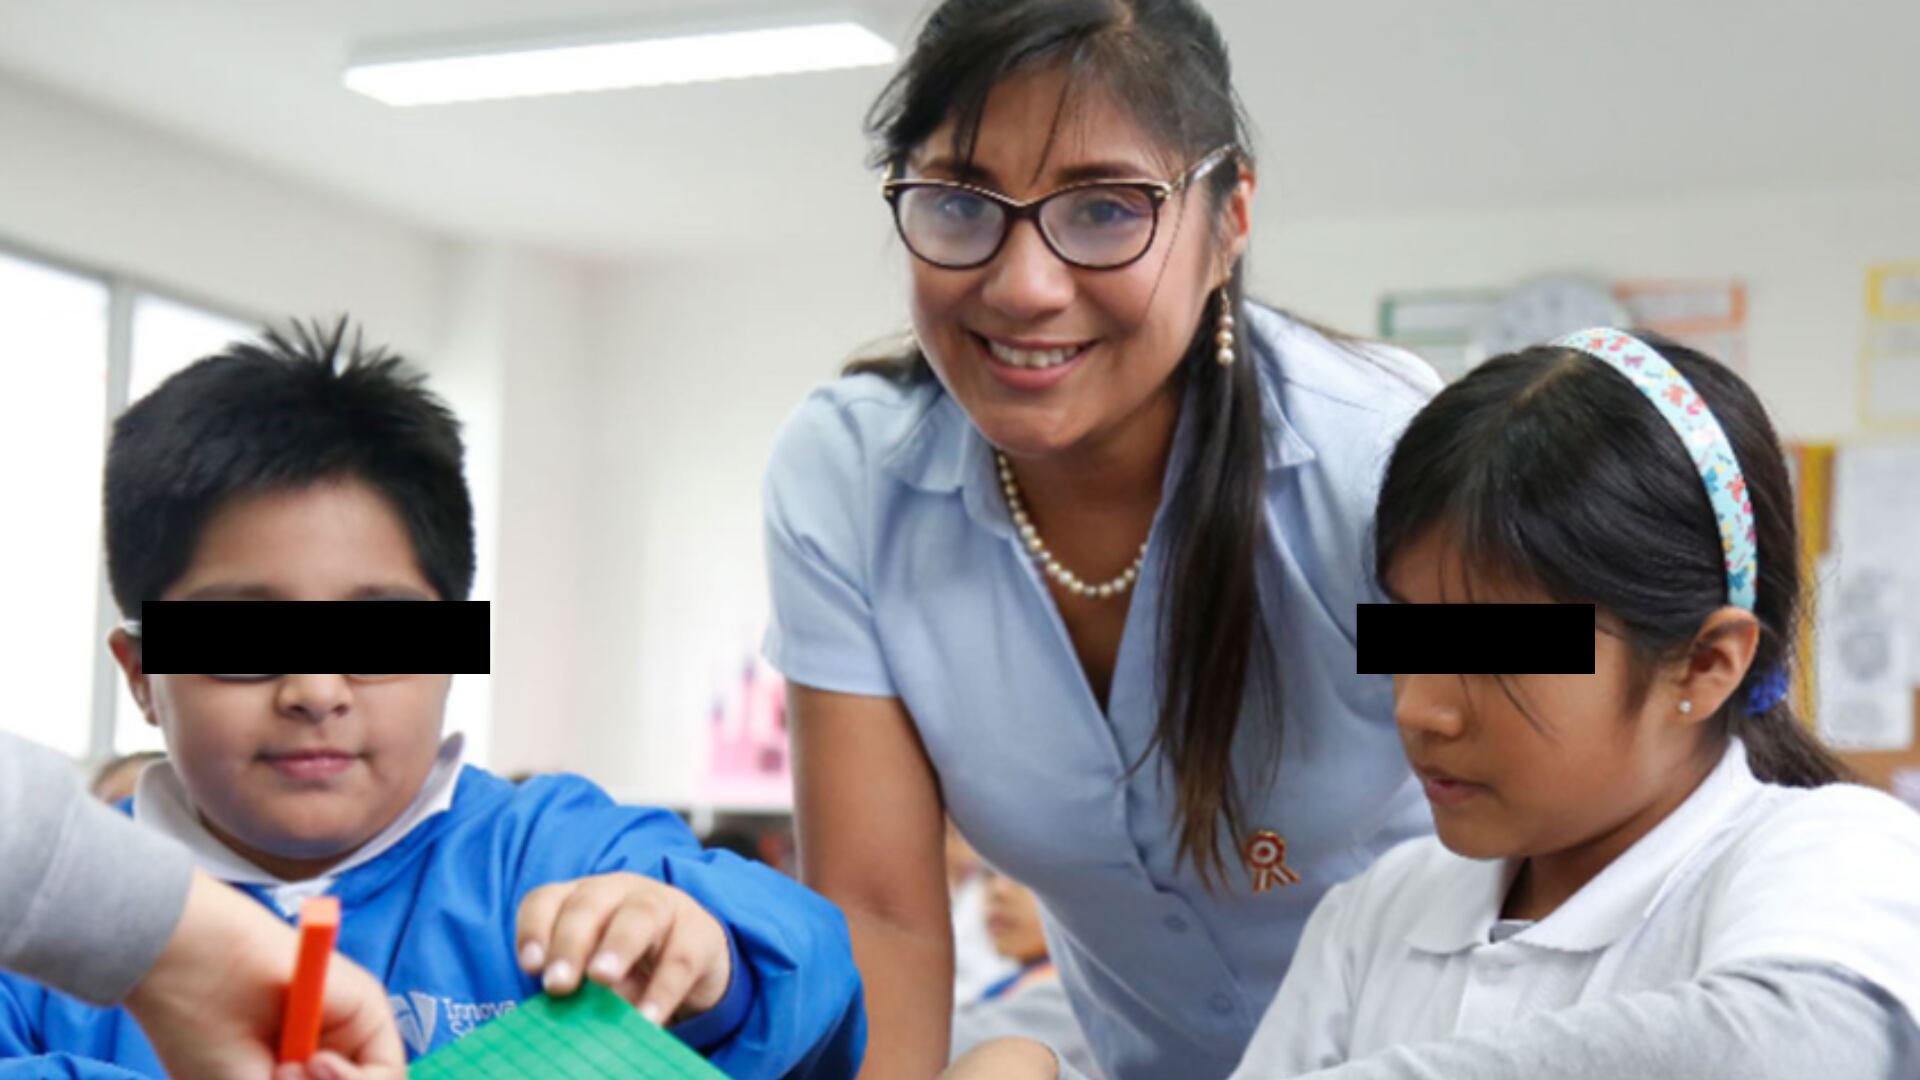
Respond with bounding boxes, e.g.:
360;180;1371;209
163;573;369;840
1215;289;1236;367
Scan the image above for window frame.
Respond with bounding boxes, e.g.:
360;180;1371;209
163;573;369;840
0;234;264;763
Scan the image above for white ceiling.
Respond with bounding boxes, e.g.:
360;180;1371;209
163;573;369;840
1;0;1915;261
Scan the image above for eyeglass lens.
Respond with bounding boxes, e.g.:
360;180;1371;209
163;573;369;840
894;184;1159;269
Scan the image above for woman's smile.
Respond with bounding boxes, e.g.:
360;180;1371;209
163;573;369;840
975;331;1094;392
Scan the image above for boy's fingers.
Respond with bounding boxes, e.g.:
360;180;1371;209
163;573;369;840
543;876;635;995
514;882;571;973
635;912;713;1026
587;902;668;991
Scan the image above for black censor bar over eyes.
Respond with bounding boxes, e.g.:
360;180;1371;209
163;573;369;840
138;601;490;674
1356;603;1595;675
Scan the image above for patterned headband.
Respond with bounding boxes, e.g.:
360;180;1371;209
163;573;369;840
1552;328;1758;611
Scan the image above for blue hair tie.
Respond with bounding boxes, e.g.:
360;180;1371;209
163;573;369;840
1745;665;1790;715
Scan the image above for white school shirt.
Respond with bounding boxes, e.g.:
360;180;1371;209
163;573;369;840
763;306;1440;1079
1232;738;1920;1077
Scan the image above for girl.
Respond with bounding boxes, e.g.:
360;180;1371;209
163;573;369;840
1224;329;1920;1077
763;0;1442;1075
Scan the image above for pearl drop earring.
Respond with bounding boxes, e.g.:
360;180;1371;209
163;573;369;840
1678;700;1693;715
1215;289;1236;366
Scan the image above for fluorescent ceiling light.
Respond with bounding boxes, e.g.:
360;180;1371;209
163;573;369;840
345;21;896;106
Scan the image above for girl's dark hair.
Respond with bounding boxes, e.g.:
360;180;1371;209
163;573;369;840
856;0;1269;885
106;317;475;615
1375;334;1846;787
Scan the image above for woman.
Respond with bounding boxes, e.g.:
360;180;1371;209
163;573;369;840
762;2;1437;1076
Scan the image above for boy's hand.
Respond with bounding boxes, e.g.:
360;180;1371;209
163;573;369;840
515;872;732;1026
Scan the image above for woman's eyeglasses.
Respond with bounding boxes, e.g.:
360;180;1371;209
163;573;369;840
881;144;1237;271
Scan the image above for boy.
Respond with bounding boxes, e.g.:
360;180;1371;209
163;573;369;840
0;321;864;1079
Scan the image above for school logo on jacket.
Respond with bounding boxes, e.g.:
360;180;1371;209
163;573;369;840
390;991;439;1056
390;989;520;1056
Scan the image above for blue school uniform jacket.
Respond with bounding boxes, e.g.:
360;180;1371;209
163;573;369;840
0;768;865;1079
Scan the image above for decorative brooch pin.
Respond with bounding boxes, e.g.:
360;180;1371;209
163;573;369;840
1244;829;1301;894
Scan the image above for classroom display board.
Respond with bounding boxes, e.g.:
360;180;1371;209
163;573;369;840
1378;278;1748;382
1376;289;1498;381
702;649;792;812
1861;264;1920;431
1612;280;1748;373
1792;442;1920;800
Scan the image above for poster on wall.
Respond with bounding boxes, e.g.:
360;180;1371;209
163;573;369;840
1831;442;1920;686
1861;263;1920;430
1814;557;1913;752
1612;280;1748;374
1380;277;1748;381
701;649;793;811
1376;290;1498;381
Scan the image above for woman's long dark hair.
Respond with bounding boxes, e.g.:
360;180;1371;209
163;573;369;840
855;0;1271;885
1375;335;1846;786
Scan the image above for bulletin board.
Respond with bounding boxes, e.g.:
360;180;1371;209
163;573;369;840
1860;264;1920;431
1376;290;1498;382
701;648;793;813
1378;278;1748;383
1613;280;1749;374
1791;442;1920;793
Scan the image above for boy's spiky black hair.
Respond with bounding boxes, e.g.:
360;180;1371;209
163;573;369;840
105;316;474;615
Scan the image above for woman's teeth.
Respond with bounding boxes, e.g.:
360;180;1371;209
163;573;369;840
986;339;1083;369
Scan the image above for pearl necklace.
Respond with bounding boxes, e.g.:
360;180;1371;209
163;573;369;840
995;451;1148;600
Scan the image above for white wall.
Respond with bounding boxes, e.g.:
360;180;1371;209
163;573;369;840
571;236;905;803
0;70;443;353
447;244;601;775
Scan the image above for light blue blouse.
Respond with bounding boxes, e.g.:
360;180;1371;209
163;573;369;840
763;306;1440;1080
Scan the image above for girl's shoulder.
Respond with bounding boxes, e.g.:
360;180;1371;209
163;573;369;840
1688;778;1920;943
1719;780;1920;865
1688;781;1920;1023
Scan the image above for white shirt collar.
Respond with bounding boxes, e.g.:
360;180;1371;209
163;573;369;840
1406;738;1766;955
133;733;465;916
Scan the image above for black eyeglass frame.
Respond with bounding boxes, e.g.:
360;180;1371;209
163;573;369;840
881;144;1239;271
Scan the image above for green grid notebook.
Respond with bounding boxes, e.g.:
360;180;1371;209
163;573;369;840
409;983;729;1079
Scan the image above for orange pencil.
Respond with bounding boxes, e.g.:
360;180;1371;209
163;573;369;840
279;897;341;1064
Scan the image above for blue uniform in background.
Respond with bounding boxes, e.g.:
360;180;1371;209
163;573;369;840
0;768;864;1079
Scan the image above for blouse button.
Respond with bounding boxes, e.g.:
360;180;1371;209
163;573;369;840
1164;914;1189;933
1208;992;1235;1016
